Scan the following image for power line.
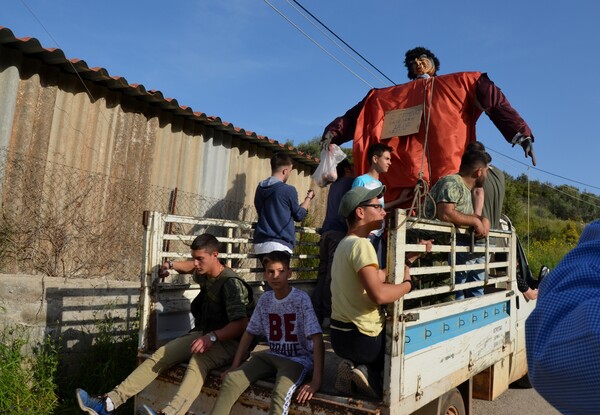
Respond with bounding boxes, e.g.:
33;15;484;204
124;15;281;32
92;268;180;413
285;0;388;85
278;3;600;195
539;181;600;211
487;146;600;210
263;0;375;88
24;0;600;202
487;146;600;192
19;0;98;105
290;0;396;85
19;0;123;159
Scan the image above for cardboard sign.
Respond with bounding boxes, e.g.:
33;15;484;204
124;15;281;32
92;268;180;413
381;105;423;139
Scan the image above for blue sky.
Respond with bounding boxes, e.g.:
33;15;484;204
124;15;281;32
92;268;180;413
4;0;600;198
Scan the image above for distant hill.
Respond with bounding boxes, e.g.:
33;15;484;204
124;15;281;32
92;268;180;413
503;172;598;273
503;172;598;244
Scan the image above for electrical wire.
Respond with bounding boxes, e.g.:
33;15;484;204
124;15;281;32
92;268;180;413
488;147;600;213
20;0;600;205
487;146;600;192
19;0;98;105
278;2;600;198
290;0;396;85
285;0;389;86
19;0;124;161
263;0;375;88
538;181;600;210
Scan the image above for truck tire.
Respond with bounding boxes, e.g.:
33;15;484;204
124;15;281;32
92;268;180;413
439;388;466;415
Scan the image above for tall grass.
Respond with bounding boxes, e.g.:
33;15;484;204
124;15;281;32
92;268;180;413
0;325;59;415
0;305;139;415
527;237;577;276
54;308;138;415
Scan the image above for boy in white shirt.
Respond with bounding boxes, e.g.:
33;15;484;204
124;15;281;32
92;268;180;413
211;251;324;415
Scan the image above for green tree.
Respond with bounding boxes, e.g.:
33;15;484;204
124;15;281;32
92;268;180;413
295;137;321;159
295;137;353;163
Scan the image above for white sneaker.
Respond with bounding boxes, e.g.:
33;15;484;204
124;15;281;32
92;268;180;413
351;365;381;399
135;404;159;415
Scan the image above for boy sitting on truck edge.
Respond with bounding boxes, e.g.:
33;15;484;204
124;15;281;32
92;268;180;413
330;185;429;398
76;233;253;415
210;250;324;415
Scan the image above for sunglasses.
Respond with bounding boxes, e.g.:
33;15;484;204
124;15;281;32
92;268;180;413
359;203;384;211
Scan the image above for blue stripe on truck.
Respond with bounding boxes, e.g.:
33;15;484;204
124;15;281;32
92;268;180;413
404;301;510;354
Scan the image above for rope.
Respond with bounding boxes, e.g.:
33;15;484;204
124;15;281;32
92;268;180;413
527;166;531;253
406;178;437;224
409;77;436;221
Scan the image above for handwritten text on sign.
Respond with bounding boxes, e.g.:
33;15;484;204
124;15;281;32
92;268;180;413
381;105;423;139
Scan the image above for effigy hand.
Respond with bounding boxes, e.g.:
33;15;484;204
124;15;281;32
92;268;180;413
320;131;333;151
512;133;537;166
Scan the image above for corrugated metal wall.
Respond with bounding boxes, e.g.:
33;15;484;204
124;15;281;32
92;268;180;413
0;44;325;279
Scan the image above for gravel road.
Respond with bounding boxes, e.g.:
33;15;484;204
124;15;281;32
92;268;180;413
473;385;560;415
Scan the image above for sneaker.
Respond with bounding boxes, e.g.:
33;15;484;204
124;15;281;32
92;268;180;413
75;389;113;415
351;365;381;399
136;404;163;415
334;359;354;395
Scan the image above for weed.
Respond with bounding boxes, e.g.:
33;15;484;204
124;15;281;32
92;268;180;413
0;325;59;415
54;307;139;415
294;212;320;280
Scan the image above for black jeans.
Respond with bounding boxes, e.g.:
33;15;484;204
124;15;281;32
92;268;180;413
330;322;384;387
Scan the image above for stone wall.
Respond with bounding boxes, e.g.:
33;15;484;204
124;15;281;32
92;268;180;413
0;274;140;354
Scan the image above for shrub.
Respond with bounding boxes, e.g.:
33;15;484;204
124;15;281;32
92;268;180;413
0;325;59;415
54;308;139;415
526;237;577;275
294;212;320;280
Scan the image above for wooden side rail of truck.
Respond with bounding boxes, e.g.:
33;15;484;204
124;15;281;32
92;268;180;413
135;209;535;415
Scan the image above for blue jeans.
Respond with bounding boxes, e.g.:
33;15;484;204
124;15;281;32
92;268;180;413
453;241;488;300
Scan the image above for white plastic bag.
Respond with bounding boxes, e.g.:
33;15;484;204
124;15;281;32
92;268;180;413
312;144;347;187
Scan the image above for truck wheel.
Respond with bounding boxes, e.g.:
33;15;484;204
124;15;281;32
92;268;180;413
439;388;465;415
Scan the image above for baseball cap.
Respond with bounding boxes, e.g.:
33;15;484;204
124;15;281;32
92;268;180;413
338;185;385;218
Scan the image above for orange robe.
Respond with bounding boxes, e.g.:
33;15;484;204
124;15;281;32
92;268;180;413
325;72;533;206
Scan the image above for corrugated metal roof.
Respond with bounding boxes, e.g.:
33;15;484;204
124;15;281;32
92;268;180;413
0;26;319;167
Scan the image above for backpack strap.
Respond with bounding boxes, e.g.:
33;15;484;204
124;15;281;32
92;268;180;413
206;274;255;317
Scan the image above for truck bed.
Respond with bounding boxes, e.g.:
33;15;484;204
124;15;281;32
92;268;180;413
136;332;385;414
137;211;533;415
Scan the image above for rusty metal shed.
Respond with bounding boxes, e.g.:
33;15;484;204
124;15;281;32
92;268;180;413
0;26;324;279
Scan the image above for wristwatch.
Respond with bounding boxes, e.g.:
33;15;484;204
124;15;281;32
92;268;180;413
208;332;217;343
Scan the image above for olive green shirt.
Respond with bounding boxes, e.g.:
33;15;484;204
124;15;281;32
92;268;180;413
191;268;251;333
425;174;473;218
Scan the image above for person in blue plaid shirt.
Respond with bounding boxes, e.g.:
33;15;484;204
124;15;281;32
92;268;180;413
526;219;600;414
